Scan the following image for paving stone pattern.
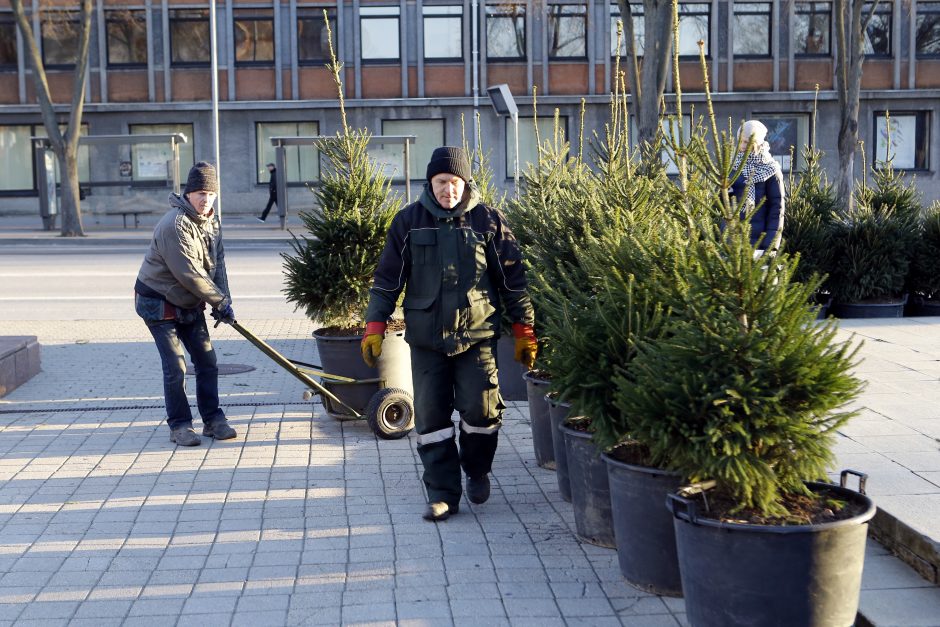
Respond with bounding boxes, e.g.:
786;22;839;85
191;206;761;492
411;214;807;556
2;318;940;626
0;320;689;626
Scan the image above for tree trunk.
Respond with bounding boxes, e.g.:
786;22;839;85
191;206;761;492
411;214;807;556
10;0;91;237
834;0;880;212
57;146;85;237
836;105;859;212
617;0;674;163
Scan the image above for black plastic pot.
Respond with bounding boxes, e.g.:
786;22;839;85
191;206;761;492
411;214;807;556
604;453;683;596
906;296;940;317
831;294;908;319
561;422;615;548
497;335;527;401
667;471;876;627
814;296;833;320
524;372;553;468
547;397;572;502
314;329;412;420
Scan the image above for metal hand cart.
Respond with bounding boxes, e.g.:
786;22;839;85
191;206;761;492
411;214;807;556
227;320;415;439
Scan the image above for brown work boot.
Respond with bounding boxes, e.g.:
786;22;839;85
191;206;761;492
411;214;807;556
170;427;201;447
202;419;237;440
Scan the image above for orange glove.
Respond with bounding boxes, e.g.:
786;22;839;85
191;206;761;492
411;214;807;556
512;323;538;370
361;321;387;367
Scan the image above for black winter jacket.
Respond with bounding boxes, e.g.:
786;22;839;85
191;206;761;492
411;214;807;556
365;185;535;356
731;173;785;250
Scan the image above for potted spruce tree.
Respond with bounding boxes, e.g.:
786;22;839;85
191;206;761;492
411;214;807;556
828;161;921;318
504;115;593;472
908;201;940;315
616;190;875;625
281;17;410;417
781;147;838;317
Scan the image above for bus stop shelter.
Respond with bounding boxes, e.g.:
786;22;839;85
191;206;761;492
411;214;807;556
31;133;188;231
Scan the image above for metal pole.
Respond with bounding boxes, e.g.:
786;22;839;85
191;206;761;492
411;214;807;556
210;0;222;214
512;111;520;195
275;141;288;230
404;138;411;205
471;0;480;155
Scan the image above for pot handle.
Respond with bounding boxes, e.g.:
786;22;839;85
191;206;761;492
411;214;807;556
840;469;868;495
666;493;698;523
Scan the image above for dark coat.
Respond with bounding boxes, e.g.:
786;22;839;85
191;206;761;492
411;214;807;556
365;185;534;356
268;169;277;195
731;172;784;250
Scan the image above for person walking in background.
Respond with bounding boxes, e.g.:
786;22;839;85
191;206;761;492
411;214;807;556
731;120;786;256
257;162;277;222
135;161;238;447
361;146;537;522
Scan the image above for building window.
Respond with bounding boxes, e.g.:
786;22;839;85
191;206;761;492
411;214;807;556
794;1;831;56
0;14;17;69
506;117;567;178
610;4;644;57
874;112;930;171
757;114;811;172
548;5;586;58
0;125;33;192
379;119;446;180
733;3;771;57
256;122;320;184
677;3;710;57
129;123;195;181
106;10;147;67
487;5;526;60
170;10;210;66
234;9;274;65
916;1;940;57
864;2;891;56
360;7;400;62
41;12;79;68
298;8;336;65
423;6;463;61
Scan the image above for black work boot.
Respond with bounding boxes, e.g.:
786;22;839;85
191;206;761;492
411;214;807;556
170;427;201;446
466;474;491;504
423;501;458;522
203;419;237;440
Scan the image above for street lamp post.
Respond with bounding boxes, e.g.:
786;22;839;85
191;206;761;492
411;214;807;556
209;0;221;214
486;84;520;195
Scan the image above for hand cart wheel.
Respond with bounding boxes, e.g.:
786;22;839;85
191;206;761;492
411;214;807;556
365;388;415;440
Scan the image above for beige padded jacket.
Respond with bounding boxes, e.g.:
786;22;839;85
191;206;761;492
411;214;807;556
136;193;231;310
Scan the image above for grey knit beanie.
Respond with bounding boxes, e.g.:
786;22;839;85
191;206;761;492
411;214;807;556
184;161;220;195
426;146;472;183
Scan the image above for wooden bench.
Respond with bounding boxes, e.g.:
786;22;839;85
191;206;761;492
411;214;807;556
114;210;155;229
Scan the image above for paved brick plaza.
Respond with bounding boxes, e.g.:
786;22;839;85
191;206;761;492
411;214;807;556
1;318;939;626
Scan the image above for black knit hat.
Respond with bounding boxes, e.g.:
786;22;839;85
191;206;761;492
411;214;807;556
426;146;472;183
184;161;220;195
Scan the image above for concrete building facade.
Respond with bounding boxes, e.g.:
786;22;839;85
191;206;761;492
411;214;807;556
1;0;938;217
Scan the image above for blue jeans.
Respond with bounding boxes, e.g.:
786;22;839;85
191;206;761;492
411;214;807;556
147;313;225;430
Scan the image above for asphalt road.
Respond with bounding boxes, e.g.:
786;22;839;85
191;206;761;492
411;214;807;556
0;242;309;321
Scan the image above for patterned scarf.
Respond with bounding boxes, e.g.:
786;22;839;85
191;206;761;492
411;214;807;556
733;142;780;205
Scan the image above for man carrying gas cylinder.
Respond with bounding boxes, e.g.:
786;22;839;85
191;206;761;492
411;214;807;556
361;146;537;522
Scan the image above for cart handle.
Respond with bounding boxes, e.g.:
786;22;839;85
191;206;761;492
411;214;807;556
228;320;362;418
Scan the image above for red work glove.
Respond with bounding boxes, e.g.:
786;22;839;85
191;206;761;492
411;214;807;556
512;323;538;370
361;321;387;368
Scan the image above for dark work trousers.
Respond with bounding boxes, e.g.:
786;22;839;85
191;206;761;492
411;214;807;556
147;314;225;430
260;193;277;220
411;338;504;506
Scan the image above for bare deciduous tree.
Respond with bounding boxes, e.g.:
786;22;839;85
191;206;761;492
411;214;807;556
834;0;882;211
617;0;674;158
10;0;93;236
